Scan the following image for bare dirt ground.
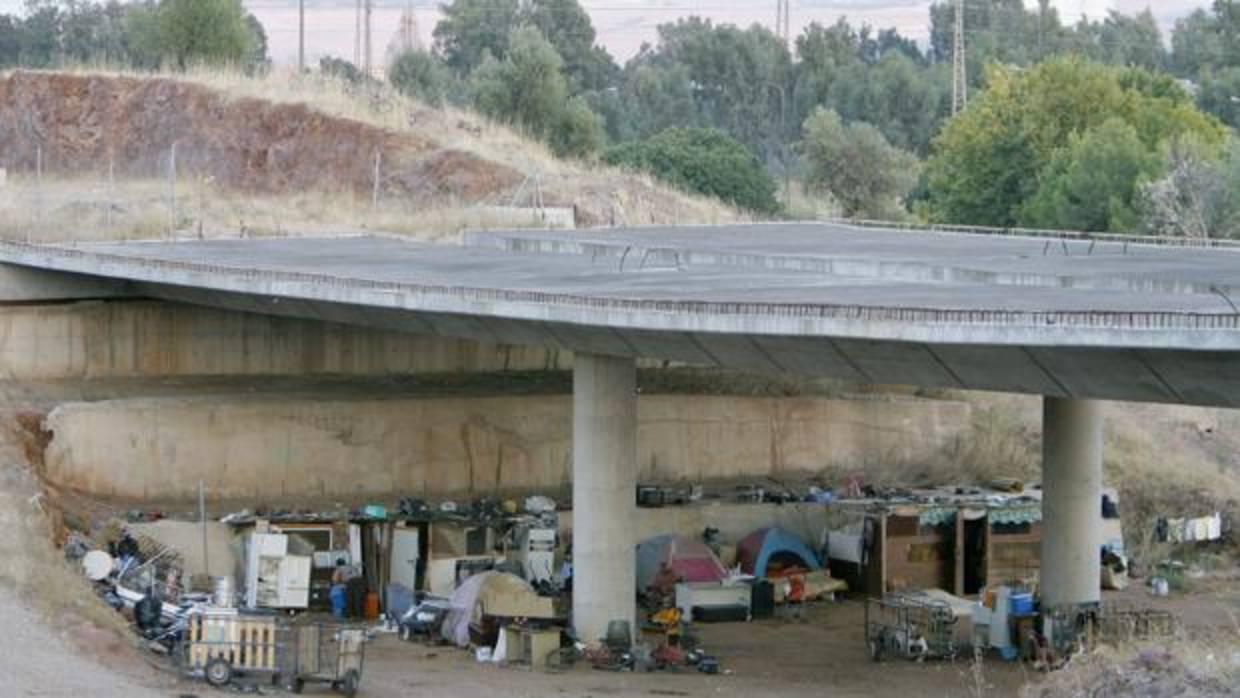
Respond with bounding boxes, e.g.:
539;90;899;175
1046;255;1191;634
2;580;1238;698
0;589;176;698
356;582;1240;698
361;601;1031;698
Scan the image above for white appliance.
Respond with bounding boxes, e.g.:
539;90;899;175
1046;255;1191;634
675;582;752;620
514;527;556;584
245;532;312;609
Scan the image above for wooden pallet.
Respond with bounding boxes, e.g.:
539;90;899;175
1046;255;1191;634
187;613;278;673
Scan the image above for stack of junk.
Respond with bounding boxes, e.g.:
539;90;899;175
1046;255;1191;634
61;476;1203;680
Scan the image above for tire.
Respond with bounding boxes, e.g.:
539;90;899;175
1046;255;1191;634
340;669;361;697
204;657;233;687
290;677;305;694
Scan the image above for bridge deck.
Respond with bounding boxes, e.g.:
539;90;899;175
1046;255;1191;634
39;225;1240;317
4;223;1240;406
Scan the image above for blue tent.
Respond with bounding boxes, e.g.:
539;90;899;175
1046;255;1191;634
736;527;821;578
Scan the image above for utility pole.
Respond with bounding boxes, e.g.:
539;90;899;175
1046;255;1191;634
784;0;790;48
354;0;362;67
774;0;791;47
364;0;373;77
952;0;968;115
298;0;305;72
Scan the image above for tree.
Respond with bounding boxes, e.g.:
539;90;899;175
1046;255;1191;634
1171;9;1226;77
319;56;374;86
470;26;567;137
625;18;792;163
550;95;605;159
57;0;132;65
826;52;948;155
16;3;60;66
615;62;697;141
1141;137;1240;239
433;0;617;89
433;0;519;75
389;49;453;106
604;128;778;214
1091;10;1165;71
793;19;863;112
1197;67;1240;130
800;108;919;219
243;12;268;73
0;15;25;67
469;26;604;158
929;0;1064;68
138;0;254;69
524;0;616;91
1018;119;1162;232
924;58;1225;227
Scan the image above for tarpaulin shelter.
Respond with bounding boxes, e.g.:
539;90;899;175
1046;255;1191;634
636;534;727;591
441;571;554;647
737;527;821;578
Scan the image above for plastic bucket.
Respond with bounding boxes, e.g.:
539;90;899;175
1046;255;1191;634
1009;592;1034;616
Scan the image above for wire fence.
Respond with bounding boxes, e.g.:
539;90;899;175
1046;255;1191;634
0;143;578;245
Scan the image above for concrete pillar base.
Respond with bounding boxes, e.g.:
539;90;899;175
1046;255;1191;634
571;352;637;645
1040;397;1103;611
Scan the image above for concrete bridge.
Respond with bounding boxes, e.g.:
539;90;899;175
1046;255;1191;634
4;221;1240;642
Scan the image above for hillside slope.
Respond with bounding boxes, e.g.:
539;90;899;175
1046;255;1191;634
0;69;738;233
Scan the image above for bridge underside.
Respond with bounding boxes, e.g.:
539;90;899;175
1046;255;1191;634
5;222;1238;642
138;281;1240;408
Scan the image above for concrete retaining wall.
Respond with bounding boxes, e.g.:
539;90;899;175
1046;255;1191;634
43;394;970;502
0;299;566;380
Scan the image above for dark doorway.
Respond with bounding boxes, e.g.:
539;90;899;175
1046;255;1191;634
963;517;987;595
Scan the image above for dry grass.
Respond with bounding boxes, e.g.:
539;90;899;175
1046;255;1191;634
0;173;592;243
1022;632;1240;697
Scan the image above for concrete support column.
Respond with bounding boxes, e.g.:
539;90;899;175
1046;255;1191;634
1040;397;1103;610
572;352;637;644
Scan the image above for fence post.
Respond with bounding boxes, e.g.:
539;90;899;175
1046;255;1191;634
168;142;178;238
106;156;115;230
372;149;381;209
32;144;43;242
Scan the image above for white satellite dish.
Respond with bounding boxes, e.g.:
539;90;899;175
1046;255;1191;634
82;550;113;581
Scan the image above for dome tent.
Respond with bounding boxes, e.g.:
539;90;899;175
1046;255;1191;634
635;534;728;592
736;527;821;578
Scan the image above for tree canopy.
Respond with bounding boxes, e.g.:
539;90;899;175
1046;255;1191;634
0;0;266;70
469;25;604;159
389;49;454;106
801;108;920;219
924;58;1225;229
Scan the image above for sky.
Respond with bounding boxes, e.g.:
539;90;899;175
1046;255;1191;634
0;0;1215;66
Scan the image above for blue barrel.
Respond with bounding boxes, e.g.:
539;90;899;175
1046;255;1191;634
1009;592;1035;616
330;584;348;618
